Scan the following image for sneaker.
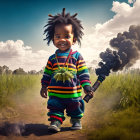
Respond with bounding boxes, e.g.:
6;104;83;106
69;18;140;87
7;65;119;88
70;118;82;130
48;120;61;132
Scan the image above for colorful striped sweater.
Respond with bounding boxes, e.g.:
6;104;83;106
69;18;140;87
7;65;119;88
41;49;91;98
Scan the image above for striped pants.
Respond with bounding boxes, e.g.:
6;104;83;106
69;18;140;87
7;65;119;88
47;96;85;124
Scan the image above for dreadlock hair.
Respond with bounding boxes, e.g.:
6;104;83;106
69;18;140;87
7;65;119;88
43;8;84;46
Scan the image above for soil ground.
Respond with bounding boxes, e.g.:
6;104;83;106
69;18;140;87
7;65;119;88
0;88;96;140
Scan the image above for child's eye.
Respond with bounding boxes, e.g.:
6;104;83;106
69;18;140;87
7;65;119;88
55;35;60;39
65;35;71;39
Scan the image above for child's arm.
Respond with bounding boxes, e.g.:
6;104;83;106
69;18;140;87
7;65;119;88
76;53;93;95
40;57;53;98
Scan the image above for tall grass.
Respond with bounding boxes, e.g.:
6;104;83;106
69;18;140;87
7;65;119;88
87;107;140;140
86;70;140;140
0;74;42;108
95;72;140;110
0;71;140;139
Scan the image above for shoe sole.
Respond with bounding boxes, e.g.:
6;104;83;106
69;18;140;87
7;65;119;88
70;127;82;130
48;125;61;133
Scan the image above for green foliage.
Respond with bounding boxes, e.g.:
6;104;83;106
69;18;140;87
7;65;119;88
87;107;140;140
0;74;41;108
0;70;140;140
87;69;140;140
90;71;140;110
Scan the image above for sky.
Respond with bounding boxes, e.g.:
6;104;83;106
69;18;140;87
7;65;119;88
0;0;139;72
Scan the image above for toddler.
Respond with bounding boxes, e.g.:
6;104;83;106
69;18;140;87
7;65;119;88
40;8;93;132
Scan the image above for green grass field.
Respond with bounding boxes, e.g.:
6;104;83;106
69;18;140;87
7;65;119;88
87;70;140;140
0;74;42;108
0;70;140;139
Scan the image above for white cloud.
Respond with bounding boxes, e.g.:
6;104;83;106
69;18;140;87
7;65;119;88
76;0;140;69
0;40;50;72
128;0;136;4
92;0;140;35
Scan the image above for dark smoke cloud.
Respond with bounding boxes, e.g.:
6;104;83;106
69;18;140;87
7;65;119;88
0;122;25;136
96;25;140;76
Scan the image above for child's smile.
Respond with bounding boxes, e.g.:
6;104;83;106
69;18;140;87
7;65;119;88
53;24;76;51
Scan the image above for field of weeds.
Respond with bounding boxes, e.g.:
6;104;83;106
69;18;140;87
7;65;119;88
0;70;140;139
86;70;140;140
0;74;41;108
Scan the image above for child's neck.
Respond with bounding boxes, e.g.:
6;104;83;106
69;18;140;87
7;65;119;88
58;48;71;53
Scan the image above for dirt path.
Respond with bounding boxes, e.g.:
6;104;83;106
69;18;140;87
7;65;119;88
0;88;93;140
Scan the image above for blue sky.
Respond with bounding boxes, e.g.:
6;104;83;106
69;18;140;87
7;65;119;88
1;0;139;71
0;0;129;51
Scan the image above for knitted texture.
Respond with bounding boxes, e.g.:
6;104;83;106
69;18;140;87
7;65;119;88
41;49;91;98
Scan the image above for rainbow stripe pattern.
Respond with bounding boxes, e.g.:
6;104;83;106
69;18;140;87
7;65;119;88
41;49;91;98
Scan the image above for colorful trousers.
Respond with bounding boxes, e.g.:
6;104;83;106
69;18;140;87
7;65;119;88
47;96;85;124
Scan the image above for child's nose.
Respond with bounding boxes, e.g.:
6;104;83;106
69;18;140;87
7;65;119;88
59;38;66;42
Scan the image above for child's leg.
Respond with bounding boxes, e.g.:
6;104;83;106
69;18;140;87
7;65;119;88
47;97;65;123
47;96;65;132
66;97;85;130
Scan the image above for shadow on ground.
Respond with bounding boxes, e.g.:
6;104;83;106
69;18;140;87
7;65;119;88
0;123;71;136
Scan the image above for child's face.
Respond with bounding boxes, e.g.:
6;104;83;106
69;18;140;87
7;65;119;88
53;24;76;51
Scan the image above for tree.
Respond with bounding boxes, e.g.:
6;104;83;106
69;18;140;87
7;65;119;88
28;70;37;75
0;65;11;75
12;68;27;75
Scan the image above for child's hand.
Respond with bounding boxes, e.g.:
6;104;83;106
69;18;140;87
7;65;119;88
84;89;94;96
40;85;47;98
83;85;94;96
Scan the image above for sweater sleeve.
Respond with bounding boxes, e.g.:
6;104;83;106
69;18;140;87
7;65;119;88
76;53;91;88
41;56;53;87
